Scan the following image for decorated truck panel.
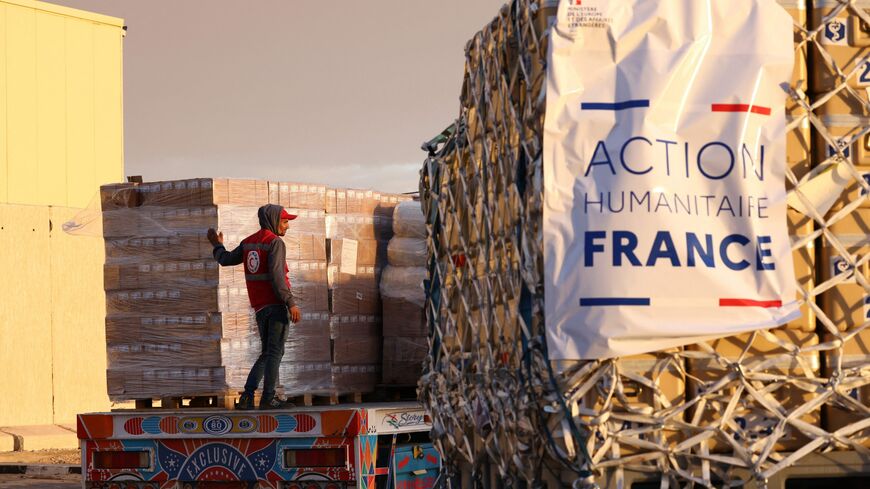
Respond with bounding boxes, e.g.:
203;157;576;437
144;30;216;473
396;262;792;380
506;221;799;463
77;403;439;489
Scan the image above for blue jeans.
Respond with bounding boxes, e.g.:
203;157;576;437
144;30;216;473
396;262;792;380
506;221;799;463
244;305;289;400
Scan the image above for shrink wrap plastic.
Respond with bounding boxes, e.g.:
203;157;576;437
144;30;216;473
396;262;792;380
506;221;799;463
325;214;393;241
382;336;428;386
387;237;427;267
380;202;427;385
379;266;425;306
100;178;330;401
324;192;398;394
392;201;426;239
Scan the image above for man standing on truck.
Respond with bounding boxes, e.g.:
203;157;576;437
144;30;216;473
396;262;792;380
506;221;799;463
207;204;302;410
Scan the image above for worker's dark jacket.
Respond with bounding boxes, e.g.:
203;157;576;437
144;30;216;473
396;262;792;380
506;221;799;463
213;204;296;311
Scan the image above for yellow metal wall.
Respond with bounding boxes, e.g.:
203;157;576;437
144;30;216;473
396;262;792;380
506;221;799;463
0;0;124;209
0;1;123;427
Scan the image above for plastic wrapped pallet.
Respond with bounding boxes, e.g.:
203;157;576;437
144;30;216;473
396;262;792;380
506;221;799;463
324;190;394;395
330;314;381;394
416;0;870;486
100;178;330;401
380;200;427;386
382;336;428;386
380;266;426;337
386;238;426;267
392;201;426;239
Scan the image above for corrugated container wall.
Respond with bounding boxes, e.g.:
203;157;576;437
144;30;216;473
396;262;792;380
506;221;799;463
0;0;124;207
0;0;124;427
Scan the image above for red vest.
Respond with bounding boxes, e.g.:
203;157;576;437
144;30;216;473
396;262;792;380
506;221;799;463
241;229;290;311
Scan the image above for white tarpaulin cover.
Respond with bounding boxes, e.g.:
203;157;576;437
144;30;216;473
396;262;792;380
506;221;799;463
543;0;800;360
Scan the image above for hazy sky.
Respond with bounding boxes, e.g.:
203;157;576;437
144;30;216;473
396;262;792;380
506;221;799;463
50;0;507;193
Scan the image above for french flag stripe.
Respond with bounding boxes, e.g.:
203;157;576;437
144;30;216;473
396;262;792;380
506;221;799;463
711;103;772;116
580;297;651;306
719;298;782;308
581;99;650;111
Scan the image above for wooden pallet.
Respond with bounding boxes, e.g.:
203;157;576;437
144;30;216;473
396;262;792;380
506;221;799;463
124;386;415;411
126;391;256;410
285;392;365;407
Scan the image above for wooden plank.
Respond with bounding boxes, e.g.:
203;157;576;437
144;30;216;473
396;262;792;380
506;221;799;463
92;23;124;196
49;206;111;424
36;11;67;206
0;204;54;426
65;17;96;209
6;4;38;204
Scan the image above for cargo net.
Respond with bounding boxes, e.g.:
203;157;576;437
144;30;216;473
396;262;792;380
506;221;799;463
418;0;870;487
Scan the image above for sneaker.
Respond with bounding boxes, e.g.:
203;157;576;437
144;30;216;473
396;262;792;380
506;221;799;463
259;396;295;410
235;392;255;411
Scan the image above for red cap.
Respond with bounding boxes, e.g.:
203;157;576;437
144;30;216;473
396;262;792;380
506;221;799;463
280;208;297;220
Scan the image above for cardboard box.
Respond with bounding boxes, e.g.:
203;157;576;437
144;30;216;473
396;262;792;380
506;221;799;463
326;214;394;241
330;285;381;315
331;319;381;365
327;264;381;289
105;313;224;342
810;1;870;95
286;321;332;363
289;284;330;313
283;234;327;261
382;336;427;386
330;238;388;268
812;118;870;174
331;364;379;394
104;259;220;291
279;362;334;396
107;287;220;315
383;298;426;337
108;339;222;370
105;235;212;264
686;329;821;453
280;182;328;211
100;183;141;210
287;260;329;285
821;209;870;332
823;329;870;447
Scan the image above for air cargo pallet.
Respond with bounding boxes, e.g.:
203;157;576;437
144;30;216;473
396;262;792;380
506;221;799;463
543;451;870;489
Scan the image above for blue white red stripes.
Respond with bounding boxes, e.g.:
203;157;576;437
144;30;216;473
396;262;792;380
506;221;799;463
580;297;782;308
579;99;772;115
581;100;650;111
711;103;771;116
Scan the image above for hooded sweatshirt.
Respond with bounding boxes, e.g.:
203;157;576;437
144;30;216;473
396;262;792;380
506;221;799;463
213;204;296;310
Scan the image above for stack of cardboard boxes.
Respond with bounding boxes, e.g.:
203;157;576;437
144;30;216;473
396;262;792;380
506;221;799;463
325;190;408;393
380;201;428;386
101;179;330;400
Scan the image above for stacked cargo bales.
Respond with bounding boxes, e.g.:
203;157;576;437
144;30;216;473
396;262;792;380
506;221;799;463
557;350;685;458
810;1;870;447
380;201;428;386
686;329;821;453
101;179;330;400
326;189;408;393
418;0;870;484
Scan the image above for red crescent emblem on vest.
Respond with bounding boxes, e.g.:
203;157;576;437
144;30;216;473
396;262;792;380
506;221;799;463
246;250;260;273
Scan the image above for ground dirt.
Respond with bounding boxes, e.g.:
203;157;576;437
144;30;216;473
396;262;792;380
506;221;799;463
0;449;80;465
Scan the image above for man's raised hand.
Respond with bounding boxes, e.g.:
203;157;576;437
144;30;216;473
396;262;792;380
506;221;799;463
207;228;224;247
